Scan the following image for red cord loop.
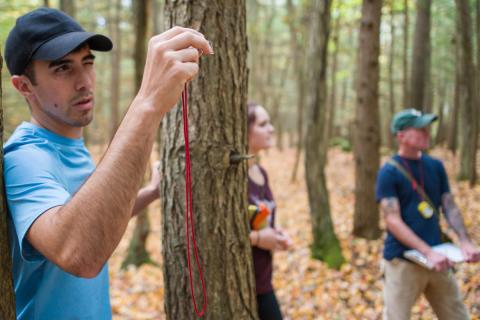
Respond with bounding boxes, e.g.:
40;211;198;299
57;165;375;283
182;83;208;317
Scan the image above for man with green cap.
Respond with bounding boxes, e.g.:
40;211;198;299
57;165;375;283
375;108;479;320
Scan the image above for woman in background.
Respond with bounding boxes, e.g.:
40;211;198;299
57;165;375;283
247;102;293;320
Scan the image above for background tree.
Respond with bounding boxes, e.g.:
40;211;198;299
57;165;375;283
60;0;76;17
121;0;156;269
402;0;409;108
109;0;122;140
304;0;344;269
0;53;16;320
455;0;478;185
352;0;382;240
159;1;257;319
409;0;431;110
287;0;308;182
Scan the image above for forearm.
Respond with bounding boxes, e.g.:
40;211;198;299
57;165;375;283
41;100;162;277
442;193;470;242
386;218;432;256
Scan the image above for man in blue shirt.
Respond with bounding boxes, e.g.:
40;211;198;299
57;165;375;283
4;7;213;320
376;109;480;320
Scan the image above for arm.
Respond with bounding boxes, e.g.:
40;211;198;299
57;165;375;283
27;27;213;278
131;161;160;217
442;193;480;262
381;197;452;271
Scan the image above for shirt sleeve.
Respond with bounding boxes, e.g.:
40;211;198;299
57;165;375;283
437;160;451;196
375;164;398;202
4;146;70;262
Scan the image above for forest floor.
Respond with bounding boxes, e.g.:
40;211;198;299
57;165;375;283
107;147;480;320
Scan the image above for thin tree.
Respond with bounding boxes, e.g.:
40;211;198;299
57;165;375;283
402;0;409;108
287;0;308;182
409;0;430;110
304;0;344;269
353;0;383;240
160;1;257;319
60;0;76;17
122;0;156;269
448;37;460;154
0;53;16;320
387;3;396;149
455;0;478;185
109;0;122;140
326;14;341;151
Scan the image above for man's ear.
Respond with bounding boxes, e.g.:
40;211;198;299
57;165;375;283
11;75;35;99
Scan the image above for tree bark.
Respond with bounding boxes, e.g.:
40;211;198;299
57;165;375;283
122;0;155;269
353;0;382;240
304;0;344;269
409;0;430;110
0;53;16;320
455;0;478;185
160;1;257;319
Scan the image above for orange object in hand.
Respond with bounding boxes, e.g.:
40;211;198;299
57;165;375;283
248;203;271;230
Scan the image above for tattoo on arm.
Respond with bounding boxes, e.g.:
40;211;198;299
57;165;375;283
381;197;400;218
442;193;469;242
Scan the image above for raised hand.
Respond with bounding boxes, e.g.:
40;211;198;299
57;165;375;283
135;26;213;116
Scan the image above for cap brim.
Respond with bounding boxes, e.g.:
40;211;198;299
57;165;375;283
413;114;438;129
32;31;112;61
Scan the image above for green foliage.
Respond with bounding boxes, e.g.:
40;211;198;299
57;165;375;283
331;136;352;152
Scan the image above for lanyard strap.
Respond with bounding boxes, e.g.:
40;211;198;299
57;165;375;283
182;83;207;317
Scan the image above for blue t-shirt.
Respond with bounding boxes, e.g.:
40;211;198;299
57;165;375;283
375;154;450;260
4;122;111;320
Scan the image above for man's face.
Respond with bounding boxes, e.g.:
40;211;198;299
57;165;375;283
398;127;430;150
28;45;96;130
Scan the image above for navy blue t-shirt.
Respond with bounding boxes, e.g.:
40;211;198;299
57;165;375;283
375;154;450;260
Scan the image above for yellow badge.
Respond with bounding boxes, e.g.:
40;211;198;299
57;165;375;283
418;201;434;219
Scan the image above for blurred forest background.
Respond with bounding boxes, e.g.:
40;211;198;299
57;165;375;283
1;0;479;319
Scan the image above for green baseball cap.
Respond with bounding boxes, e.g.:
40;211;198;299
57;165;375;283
391;108;438;134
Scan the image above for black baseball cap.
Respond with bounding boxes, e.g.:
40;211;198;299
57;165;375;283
4;7;112;76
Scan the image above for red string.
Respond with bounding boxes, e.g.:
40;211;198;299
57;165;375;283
182;83;208;317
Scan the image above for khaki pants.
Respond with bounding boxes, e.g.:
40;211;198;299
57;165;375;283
383;258;470;320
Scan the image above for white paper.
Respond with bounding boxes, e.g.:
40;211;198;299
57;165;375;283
403;243;464;269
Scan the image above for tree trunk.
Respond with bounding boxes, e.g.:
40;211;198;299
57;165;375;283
122;0;154;269
287;0;308;182
326;15;340;154
403;0;409;108
448;50;460;154
109;0;122;140
44;0;50;7
0;53;16;320
60;0;76;17
304;0;344;269
455;0;478;185
387;5;396;149
435;82;447;145
353;0;382;240
409;0;430;110
160;1;257;319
